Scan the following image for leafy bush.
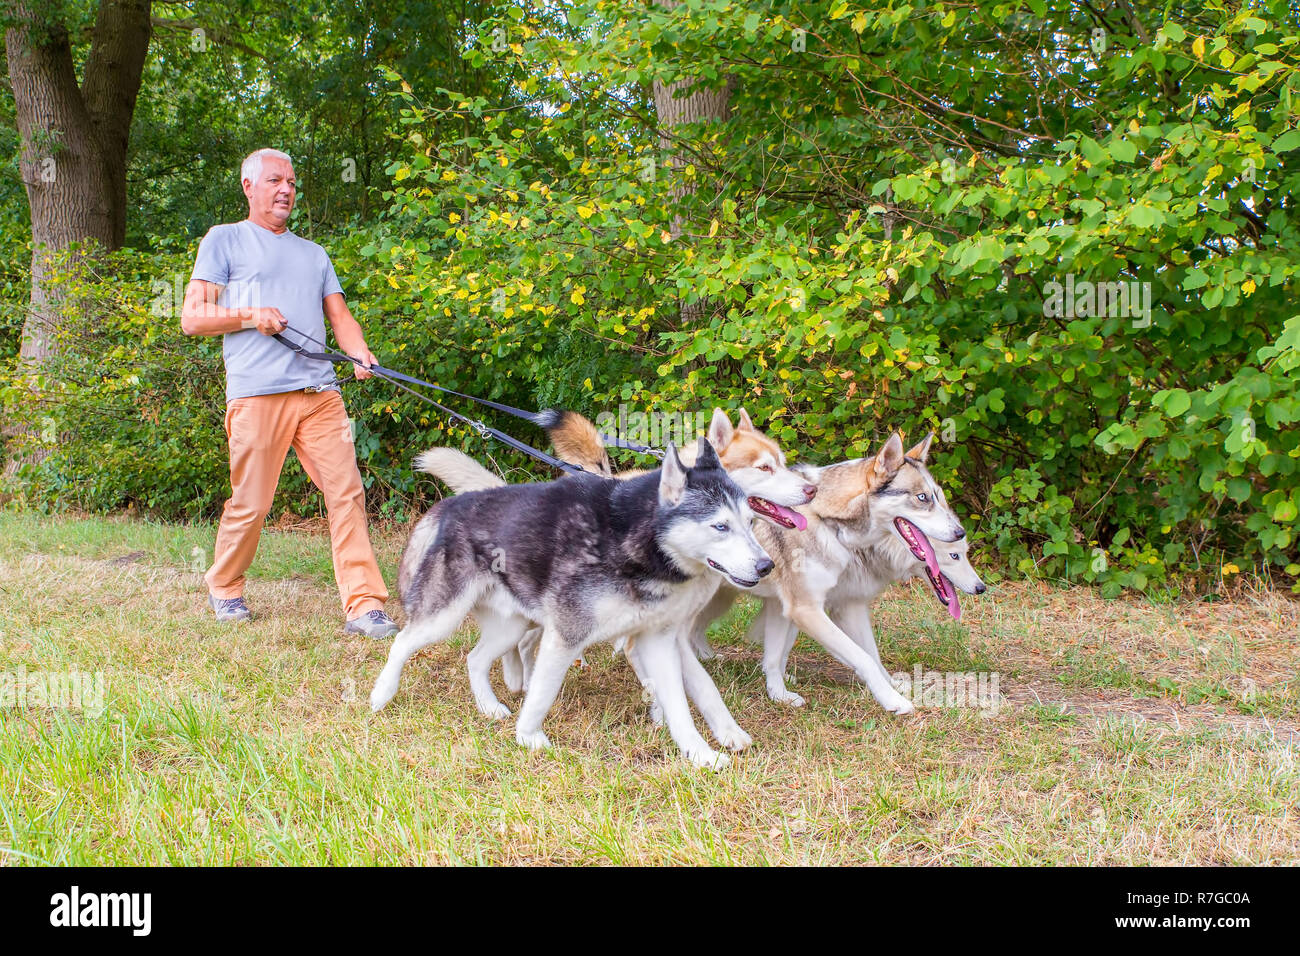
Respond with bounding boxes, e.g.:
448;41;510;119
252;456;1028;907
5;1;1299;597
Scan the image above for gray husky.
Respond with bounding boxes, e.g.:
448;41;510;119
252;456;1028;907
370;439;773;769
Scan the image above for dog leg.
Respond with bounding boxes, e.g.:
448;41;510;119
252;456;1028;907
501;647;524;694
761;600;805;707
514;626;579;752
787;604;914;715
633;631;729;770
369;596;474;712
517;625;542;689
466;610;529;719
675;631;752;751
623;642;665;726
686;588;734;660
833;600;883;667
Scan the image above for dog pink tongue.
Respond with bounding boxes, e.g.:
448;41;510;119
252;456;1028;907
773;503;807;531
901;517;942;584
944;574;962;621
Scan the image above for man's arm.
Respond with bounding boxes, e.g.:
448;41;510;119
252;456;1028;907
181;280;287;336
323;292;377;381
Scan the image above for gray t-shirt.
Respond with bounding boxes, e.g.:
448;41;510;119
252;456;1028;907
190;220;346;402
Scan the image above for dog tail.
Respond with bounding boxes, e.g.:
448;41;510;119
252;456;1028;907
413;448;506;493
530;409;611;476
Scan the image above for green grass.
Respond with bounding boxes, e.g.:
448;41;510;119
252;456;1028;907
1;511;1297;864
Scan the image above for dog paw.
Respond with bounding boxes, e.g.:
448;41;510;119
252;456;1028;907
692;639;718;661
715;723;753;752
368;683;394;713
478;700;511;720
769;688;805;707
516;729;551;751
648;701;665;726
880;691;916;716
685;747;730;771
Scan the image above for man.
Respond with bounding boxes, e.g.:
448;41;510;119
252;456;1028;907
180;147;398;638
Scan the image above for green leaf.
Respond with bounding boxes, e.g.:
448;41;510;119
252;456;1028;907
1271;129;1300;153
1109;139;1137;163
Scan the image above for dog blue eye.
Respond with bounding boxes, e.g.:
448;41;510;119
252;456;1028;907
950;553;959;560
713;523;730;533
917;493;929;503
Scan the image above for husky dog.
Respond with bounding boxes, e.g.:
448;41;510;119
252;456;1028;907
736;432;974;707
415;408;817;747
371;439;773;769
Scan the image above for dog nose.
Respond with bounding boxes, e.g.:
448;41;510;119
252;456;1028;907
756;557;774;578
802;484;817;499
975;582;986;594
952;527;966;540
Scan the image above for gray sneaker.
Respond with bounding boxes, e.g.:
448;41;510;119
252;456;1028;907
345;609;399;639
209;594;252;622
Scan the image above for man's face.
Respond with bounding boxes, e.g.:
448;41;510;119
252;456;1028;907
243;156;296;227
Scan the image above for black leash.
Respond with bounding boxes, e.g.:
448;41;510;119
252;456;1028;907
272;326;662;461
272;327;586;474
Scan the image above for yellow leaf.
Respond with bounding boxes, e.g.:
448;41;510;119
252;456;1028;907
386;274;399;289
576;205;594;220
448;212;461;224
583;377;593;390
1242;279;1256;295
1192;36;1205;60
660;230;673;244
852;11;868;32
708;219;719;237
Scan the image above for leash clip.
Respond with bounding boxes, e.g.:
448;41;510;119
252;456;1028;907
469;419;490;437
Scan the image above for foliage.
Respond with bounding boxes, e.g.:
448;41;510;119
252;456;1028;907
5;0;1300;595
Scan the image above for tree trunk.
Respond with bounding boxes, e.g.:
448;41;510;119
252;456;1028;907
650;0;732;323
5;0;152;363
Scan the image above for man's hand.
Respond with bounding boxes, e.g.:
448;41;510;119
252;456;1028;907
248;307;288;335
350;349;378;381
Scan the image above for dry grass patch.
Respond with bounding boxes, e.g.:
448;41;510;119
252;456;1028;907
0;513;1296;865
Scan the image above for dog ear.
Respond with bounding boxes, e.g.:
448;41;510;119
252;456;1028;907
736;407;756;433
706;407;734;450
867;433;906;487
659;443;687;507
905;431;934;463
694;435;722;470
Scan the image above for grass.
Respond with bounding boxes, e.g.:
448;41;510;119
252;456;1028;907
0;510;1297;865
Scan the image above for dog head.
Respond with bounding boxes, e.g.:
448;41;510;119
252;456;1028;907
706;407;816;531
657;438;775;589
869;432;976;619
865;432;965;544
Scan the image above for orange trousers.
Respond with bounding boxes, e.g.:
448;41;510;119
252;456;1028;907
204;389;389;619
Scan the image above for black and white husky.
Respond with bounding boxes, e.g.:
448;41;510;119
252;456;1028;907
369;439;773;769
